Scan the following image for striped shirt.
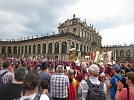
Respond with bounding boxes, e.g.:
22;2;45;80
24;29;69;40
0;69;14;84
50;73;69;98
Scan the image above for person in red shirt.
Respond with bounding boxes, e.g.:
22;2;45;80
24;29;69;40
115;72;134;100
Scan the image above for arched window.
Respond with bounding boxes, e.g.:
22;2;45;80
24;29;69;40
13;46;17;54
29;45;31;54
2;46;6;54
66;29;70;32
133;50;134;56
71;42;74;48
84;31;86;39
21;46;23;54
42;44;46;54
18;46;20;54
126;49;131;56
33;45;36;54
61;30;64;34
76;43;79;50
80;29;82;37
62;41;67;54
8;47;12;54
25;46;27;54
120;50;124;57
37;44;41;54
83;31;85;38
55;42;59;54
73;28;77;34
48;43;52;54
80;45;82;52
84;46;86;52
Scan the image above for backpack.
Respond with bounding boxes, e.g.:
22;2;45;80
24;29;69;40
85;80;106;100
0;71;8;94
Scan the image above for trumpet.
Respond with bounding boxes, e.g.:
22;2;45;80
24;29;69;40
94;51;100;64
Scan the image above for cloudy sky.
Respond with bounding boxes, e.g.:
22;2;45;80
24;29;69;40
0;0;134;45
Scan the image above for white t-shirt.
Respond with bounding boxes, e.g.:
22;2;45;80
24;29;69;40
20;93;50;100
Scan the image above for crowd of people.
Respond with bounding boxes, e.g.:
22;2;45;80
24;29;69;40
0;57;134;100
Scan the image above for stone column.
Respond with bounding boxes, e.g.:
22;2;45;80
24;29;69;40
27;45;29;55
36;44;37;54
52;43;54;54
31;45;33;54
5;46;7;54
46;43;48;54
67;40;71;54
11;46;13;54
41;44;43;54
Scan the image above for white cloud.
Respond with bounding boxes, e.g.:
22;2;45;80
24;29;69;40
100;23;134;45
0;0;134;46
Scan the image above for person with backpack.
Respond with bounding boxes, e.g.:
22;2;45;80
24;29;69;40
105;65;122;100
78;64;107;100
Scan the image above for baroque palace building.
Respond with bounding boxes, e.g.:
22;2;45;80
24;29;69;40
0;15;102;60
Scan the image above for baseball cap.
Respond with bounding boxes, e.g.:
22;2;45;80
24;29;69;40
88;64;100;75
111;65;121;72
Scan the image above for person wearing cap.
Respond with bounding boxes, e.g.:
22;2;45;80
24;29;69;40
105;65;122;100
78;64;107;100
105;62;114;77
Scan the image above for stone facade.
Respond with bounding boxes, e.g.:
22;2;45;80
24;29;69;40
103;44;134;63
0;15;102;61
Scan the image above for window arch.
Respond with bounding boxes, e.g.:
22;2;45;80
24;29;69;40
120;50;124;57
8;46;12;54
42;43;46;54
126;49;131;56
76;43;79;50
80;29;83;37
71;42;74;48
66;29;70;32
133;50;134;56
61;30;64;34
13;46;17;54
21;46;23;54
84;46;86;52
62;41;67;54
29;45;31;54
33;45;36;54
55;42;59;54
37;44;41;54
2;46;6;54
25;46;27;54
48;43;52;54
80;45;82;52
73;28;77;34
87;46;88;52
84;31;86;39
18;46;20;54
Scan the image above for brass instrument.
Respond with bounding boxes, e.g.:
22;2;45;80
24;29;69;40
85;52;89;62
94;51;100;64
70;48;77;62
